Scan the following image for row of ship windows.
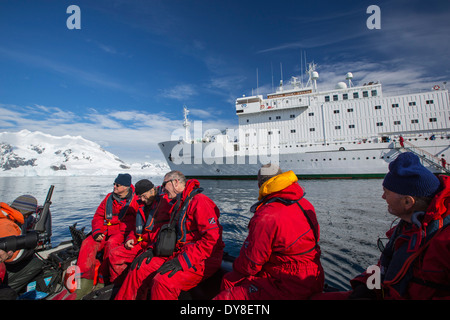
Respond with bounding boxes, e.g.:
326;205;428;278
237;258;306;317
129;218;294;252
257;118;440;135
284;155;446;162
266;89;381;107
243;136;450;151
272;89;378;105
286;156;390;162
283;152;443;162
314;102;433;116
324;90;378;102
244;153;394;161
247;100;435;123
324;91;435;105
266;90;378;107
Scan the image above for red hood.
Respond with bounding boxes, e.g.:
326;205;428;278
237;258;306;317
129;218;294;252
181;179;200;200
424;175;450;224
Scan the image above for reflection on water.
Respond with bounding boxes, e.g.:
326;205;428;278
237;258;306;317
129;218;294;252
0;175;392;290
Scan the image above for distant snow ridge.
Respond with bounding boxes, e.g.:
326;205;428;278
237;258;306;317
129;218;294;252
0;130;169;176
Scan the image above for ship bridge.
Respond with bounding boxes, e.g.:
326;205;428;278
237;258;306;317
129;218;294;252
235;89;314;115
235;95;263;114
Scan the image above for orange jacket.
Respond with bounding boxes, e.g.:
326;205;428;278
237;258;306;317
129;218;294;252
0;203;24;263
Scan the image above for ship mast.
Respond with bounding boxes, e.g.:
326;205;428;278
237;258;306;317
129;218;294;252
306;62;319;92
183;105;190;142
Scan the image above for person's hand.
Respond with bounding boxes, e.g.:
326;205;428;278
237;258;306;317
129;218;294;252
157;258;183;278
125;239;135;250
94;233;105;242
130;248;154;270
0;249;13;263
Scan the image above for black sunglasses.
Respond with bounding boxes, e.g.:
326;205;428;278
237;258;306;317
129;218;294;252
162;179;175;188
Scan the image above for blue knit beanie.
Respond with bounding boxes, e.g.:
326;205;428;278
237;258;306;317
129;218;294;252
114;173;132;187
383;152;440;197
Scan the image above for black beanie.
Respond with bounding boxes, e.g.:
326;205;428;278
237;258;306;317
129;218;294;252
383;152;440;197
135;179;155;195
114;173;132;187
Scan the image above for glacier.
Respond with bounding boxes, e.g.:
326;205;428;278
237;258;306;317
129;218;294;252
0;130;169;177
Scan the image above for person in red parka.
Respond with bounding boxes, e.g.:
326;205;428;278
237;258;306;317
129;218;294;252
108;179;171;285
114;170;224;300
347;152;450;300
214;164;324;300
76;173;139;298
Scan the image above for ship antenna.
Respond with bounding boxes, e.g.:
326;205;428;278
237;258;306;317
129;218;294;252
183;105;190;142
304;51;307;85
279;62;284;90
300;51;304;88
271;62;274;92
256;68;259;95
280;62;283;81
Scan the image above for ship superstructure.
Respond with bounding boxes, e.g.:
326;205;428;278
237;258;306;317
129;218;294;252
159;63;450;178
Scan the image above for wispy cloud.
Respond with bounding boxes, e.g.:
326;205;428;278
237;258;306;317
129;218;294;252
368;9;450;67
0;47;137;94
86;39;118;55
159;84;198;101
256;6;367;54
309;59;446;96
257;33;368;54
189;108;216;119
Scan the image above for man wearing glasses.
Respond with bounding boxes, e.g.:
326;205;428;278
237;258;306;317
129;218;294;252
76;173;139;298
115;171;224;300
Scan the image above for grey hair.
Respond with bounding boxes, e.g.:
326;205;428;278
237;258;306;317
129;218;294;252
257;163;282;187
164;170;187;185
413;195;434;211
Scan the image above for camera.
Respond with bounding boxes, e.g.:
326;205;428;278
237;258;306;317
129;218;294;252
0;232;38;252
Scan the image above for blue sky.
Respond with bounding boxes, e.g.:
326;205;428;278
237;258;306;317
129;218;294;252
1;0;449;163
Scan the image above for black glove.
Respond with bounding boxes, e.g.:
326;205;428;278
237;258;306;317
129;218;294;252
157;258;183;278
130;248;154;270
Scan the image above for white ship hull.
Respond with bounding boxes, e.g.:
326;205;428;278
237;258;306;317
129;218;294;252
159;138;450;179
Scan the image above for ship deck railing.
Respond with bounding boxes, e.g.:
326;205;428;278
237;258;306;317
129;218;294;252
396;140;450;174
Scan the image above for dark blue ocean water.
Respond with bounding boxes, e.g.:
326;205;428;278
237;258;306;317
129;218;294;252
0;175;392;290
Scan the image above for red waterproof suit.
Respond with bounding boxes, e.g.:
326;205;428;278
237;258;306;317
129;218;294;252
350;175;450;300
0;263;5;284
77;188;139;282
108;191;171;284
115;179;224;300
214;171;324;300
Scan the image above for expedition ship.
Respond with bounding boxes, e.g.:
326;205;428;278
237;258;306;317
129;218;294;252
158;63;450;179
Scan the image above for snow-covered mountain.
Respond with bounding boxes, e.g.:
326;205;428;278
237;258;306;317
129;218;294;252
0;130;169;176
